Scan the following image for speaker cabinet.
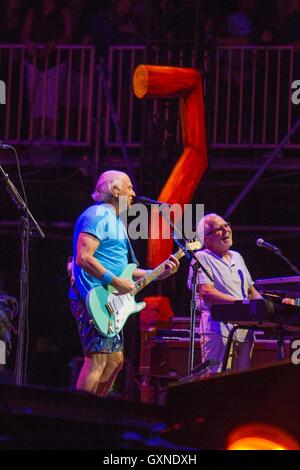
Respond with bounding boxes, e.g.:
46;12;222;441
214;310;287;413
166;361;300;450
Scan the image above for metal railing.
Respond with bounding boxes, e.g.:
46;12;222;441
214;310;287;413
212;46;300;149
2;43;300;157
0;44;95;146
95;44;200;153
103;45;146;147
98;45;300;151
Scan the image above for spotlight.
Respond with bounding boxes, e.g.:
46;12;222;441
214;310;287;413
226;423;300;450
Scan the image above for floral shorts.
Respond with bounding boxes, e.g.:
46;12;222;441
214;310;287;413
70;299;123;355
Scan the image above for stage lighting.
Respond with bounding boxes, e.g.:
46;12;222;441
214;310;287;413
226;423;300;450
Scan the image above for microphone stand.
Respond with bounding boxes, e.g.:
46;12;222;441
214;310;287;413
276;250;300;308
259;243;300;361
0;163;45;386
157;204;213;378
273;248;300;276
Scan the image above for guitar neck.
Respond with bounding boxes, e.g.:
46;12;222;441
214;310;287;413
132;248;185;295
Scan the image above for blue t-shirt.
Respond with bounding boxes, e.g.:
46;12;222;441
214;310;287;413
70;203;134;300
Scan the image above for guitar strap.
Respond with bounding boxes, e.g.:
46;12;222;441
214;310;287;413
69;205;139;306
126;236;139;266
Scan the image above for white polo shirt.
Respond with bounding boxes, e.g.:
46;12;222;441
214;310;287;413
187;248;254;341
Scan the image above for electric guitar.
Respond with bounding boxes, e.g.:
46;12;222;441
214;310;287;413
85;241;200;337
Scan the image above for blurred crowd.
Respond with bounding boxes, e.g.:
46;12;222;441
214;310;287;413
1;0;300;142
0;0;146;59
1;1;300;57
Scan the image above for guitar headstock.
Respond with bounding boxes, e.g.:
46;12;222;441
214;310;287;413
173;237;202;260
185;238;202;251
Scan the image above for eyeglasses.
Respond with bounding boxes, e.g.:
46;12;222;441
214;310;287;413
205;221;231;237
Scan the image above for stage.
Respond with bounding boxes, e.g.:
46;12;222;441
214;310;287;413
1;360;299;450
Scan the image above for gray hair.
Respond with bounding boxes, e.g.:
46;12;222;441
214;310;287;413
197;213;220;244
92;170;127;202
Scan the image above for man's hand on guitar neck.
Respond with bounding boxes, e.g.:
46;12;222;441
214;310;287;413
156;255;180;281
110;276;135;294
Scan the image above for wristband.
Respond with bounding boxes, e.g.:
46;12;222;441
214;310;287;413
101;270;114;286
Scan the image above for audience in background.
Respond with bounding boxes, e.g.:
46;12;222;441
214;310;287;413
21;0;73;138
278;0;300;48
0;0;27;44
1;0;299;146
216;0;256;47
1;1;299;50
67;0;94;44
91;0;142;60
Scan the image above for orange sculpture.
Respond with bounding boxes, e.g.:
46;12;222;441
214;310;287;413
133;65;207;266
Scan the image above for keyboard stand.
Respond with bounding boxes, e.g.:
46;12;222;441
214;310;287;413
221;324;244;372
221;324;289;372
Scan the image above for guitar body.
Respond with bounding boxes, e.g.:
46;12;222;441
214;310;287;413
85;264;146;337
85;243;196;337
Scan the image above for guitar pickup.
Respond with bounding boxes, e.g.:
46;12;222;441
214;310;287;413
105;303;114;316
108;320;114;334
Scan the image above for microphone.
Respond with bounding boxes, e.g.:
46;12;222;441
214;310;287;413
256;238;281;254
136;196;171;206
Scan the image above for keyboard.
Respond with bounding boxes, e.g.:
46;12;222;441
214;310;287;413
255;276;300;298
211;299;300;332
